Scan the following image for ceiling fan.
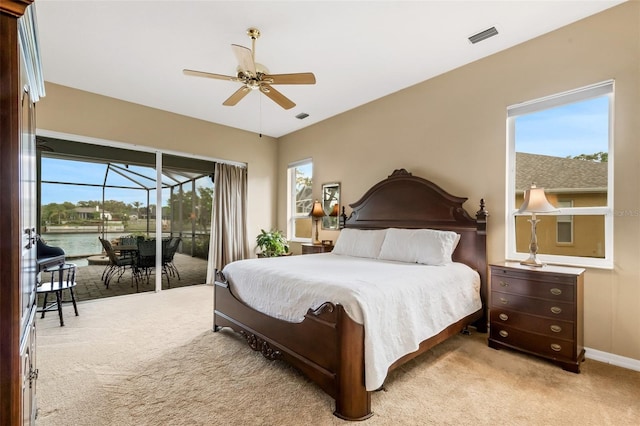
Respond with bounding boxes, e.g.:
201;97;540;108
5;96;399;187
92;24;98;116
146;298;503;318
183;28;316;110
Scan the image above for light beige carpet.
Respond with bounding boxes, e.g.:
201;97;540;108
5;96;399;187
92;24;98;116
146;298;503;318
36;285;639;425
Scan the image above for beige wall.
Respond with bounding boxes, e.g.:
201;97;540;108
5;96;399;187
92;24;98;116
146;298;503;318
278;3;640;361
37;83;279;256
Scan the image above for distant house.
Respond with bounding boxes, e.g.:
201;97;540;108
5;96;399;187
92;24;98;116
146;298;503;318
73;206;113;221
515;153;607;258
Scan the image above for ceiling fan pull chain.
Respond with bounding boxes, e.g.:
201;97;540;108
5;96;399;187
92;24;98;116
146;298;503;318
259;94;263;138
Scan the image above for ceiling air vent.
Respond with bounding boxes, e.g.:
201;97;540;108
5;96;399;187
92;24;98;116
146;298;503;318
468;26;498;44
295;112;309;120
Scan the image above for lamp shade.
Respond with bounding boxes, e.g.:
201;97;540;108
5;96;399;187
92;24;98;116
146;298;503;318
518;184;557;214
329;204;340;217
310;200;325;218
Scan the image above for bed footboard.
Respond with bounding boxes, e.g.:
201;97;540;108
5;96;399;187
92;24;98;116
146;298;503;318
214;273;372;421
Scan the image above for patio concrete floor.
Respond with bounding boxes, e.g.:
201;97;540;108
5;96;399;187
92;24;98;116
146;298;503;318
38;253;208;306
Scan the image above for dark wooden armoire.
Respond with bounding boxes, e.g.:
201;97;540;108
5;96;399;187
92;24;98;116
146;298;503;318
0;1;45;424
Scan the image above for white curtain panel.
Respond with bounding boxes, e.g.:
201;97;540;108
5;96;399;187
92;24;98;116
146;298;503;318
206;163;249;283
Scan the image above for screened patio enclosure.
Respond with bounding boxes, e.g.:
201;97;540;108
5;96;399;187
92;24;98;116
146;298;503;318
37;136;215;262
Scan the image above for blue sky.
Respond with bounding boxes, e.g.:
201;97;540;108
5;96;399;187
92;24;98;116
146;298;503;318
42;159;152;205
515;96;609;158
41;181;151;206
41;159;183;206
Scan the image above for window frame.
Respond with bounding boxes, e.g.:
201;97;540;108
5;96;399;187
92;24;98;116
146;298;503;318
506;80;614;269
287;158;313;243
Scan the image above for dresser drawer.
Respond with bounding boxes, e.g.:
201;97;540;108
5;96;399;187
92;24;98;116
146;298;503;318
491;274;574;302
491;292;574;321
490;325;576;360
491;266;577;285
490;309;574;341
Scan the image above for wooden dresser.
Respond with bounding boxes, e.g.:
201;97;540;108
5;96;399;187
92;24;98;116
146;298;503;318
301;243;334;254
488;262;585;373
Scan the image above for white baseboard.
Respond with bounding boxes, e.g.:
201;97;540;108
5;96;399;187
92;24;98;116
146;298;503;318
585;346;640;372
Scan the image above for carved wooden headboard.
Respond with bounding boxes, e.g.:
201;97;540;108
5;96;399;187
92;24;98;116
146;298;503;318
341;169;488;326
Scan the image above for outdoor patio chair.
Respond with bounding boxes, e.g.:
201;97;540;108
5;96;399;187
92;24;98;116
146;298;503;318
118;236;138;259
137;239;174;287
135;239;156;285
99;237;138;291
119;236;137;246
162;237;181;282
37;262;79;327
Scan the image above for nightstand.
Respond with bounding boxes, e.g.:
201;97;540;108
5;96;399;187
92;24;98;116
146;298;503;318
488;262;585;373
301;243;334;254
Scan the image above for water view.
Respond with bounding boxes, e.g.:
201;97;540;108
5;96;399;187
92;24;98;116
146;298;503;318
41;232;136;267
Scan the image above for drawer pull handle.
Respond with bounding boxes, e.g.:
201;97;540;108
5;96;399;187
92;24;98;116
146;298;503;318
550;306;562;314
550;343;562;352
550;288;562;296
550;325;562;333
500;298;509;305
499;281;509;287
499;313;509;321
499;330;509;338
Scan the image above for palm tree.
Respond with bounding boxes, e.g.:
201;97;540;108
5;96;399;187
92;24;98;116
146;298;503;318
55;209;66;224
132;201;142;219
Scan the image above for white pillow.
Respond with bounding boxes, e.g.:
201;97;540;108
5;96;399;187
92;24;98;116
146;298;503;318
378;228;460;265
332;228;388;259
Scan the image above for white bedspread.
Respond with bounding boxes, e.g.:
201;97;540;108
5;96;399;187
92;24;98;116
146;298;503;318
221;253;481;391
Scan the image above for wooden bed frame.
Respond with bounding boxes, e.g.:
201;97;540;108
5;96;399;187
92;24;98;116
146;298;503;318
214;169;488;420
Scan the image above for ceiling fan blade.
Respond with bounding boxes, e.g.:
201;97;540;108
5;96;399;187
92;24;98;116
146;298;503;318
183;69;237;81
260;84;296;110
231;44;256;76
223;86;251;106
263;73;316;85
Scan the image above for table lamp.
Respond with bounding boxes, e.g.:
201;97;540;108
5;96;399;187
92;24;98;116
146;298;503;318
329;204;340;217
309;200;325;244
518;184;557;267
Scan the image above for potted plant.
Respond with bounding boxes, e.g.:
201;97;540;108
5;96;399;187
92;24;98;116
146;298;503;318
256;229;289;257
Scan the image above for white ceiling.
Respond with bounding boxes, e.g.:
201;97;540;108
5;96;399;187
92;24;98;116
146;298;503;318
35;1;625;138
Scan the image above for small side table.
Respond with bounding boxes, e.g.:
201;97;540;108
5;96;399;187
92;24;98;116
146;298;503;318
301;243;334;254
37;263;79;326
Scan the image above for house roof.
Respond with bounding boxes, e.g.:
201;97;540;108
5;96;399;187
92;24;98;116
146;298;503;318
516;152;607;193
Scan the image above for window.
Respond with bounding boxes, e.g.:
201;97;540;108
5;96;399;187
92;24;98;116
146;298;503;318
507;81;613;268
287;159;313;241
556;200;573;244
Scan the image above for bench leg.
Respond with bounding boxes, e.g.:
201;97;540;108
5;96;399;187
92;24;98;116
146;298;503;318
69;287;79;316
55;290;64;326
40;292;48;319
